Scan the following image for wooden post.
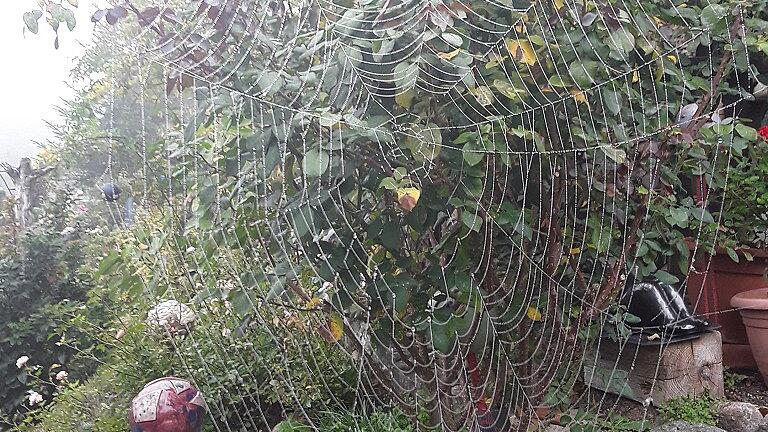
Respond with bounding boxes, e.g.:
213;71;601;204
583;331;724;406
0;158;55;230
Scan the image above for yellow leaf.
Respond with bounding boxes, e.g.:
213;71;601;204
655;59;664;81
515;22;527;33
395;88;415;109
527;306;542;321
571;89;588;103
666;55;677;64
270;165;283;182
570;247;581;255
305;297;322;309
396;187;421;212
554;0;564;10
438;48;461;60
505;39;536;66
631;69;640;83
329;313;344;341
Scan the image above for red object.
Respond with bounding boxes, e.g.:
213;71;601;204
731;288;768;384
687;245;768;368
758;126;768;141
692;175;709;207
466;352;490;424
129;377;206;432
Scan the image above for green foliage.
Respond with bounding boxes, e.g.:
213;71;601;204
16;0;768;427
659;393;719;426
19;294;357;432
723;369;748;390
0;190;104;426
562;410;649;432
272;408;415;432
718;137;768;251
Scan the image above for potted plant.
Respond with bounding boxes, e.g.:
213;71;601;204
685;124;768;367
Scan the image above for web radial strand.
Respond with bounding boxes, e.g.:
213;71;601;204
87;0;757;430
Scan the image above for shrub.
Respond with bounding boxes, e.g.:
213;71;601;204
0;191;103;427
659;393;719;426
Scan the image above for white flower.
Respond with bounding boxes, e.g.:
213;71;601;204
27;391;43;406
55;371;68;381
221;328;232;337
146;300;196;336
115;329;126;339
16;356;29;369
60;227;76;236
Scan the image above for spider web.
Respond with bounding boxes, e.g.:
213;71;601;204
91;0;754;430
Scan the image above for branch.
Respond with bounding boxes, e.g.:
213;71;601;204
0;163;20;183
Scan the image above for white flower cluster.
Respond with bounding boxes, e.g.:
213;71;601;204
16;356;29;369
27;391;43;406
146;300;196;336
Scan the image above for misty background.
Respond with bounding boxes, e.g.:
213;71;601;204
0;1;93;167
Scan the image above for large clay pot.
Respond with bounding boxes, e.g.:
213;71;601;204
731;288;768;384
686;243;768;368
129;377;206;432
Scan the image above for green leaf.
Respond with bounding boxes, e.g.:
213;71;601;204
602;88;622;116
430;322;454;354
654;270;679;284
395;88;414;109
390;278;412;313
701;4;727;27
318;112;342;128
393;61;416;88
726;247;739;263
404;124;442;161
229;289;256;315
96;251;122;276
735;123;758;141
691;208;715;223
569;61;597;87
442;32;464;47
302;148;330;177
600;146;626;164
493;79;525;100
473;86;495;106
463;144;484;166
379;177;398;190
608;30;635;54
51;4;76;31
23;10;43;34
273;420;311;432
380;221;401;251
461;210;482;232
265;278;287;301
548;75;567;88
669;207;689;227
256;70;284;95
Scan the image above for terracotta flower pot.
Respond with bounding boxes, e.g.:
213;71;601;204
731;288;768;384
685;240;768;368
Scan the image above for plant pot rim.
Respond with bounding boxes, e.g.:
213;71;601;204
731;288;768;310
684;238;768;258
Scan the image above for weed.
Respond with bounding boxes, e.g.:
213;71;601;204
658;393;719;426
723;369;748;390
